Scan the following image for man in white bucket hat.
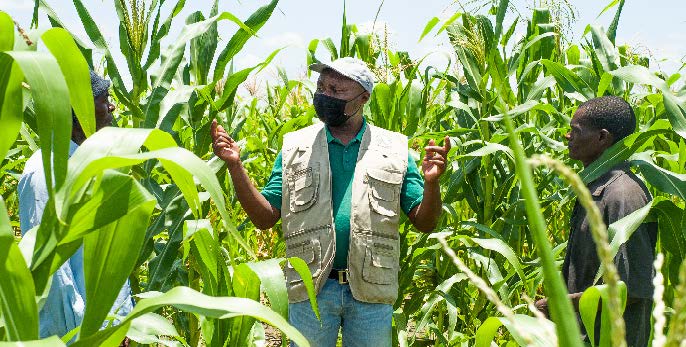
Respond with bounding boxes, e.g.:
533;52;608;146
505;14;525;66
211;56;450;346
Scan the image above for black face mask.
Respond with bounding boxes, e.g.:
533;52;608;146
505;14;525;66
313;91;365;127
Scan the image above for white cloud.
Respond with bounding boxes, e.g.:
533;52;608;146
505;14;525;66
616;32;686;74
235;53;262;70
264;32;307;49
357;20;395;37
0;0;33;12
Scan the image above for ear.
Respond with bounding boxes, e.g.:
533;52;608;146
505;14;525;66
360;91;370;103
598;129;614;148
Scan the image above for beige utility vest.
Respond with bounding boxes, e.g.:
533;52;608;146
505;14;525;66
281;123;408;305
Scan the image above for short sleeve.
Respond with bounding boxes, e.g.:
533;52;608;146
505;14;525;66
260;152;283;210
400;154;424;215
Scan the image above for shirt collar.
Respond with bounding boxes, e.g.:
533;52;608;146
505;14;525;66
587;162;631;197
325;117;367;145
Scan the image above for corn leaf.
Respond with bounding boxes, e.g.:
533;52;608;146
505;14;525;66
541;59;592;100
653;200;686;285
0;197;38;341
468;237;530;295
80;171;156;336
35;0;93;66
287;257;320;321
607;0;625;44
41;28;95;137
213;0;279;81
500;100;583;346
0;12;14;51
579;282;627;347
143;11;251;127
454;142;514;161
188;223;221;292
493;0;509;46
419;17;440;42
31;128;253;296
145;197;193;292
228;263;261;347
144;0;186;70
475;314;556;347
0;56;24;162
212;48;282;112
0;336;66;347
589;25;619;73
608;64;669;91
662;93;686;140
413;273;466;342
632;151;686;200
4;50;72;198
246;259;288;319
71;286;309;347
320;37;339;61
125;312;186;346
70;0;130;104
189;1;218;85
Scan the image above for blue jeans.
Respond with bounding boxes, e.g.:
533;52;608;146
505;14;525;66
289;279;393;347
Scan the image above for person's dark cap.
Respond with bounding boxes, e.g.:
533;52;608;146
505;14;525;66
90;70;110;98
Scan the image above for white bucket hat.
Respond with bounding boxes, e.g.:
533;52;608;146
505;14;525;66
309;57;375;94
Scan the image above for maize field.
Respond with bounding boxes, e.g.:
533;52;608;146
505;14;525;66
1;0;685;346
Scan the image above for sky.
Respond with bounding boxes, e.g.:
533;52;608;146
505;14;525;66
1;0;685;92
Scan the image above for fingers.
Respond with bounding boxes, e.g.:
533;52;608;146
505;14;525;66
425;136;452;161
423;159;446;167
213;139;232;149
423;153;445;163
213;140;232;158
424;146;446;153
211;119;232;141
425;137;451;151
211;121;234;145
214;133;234;145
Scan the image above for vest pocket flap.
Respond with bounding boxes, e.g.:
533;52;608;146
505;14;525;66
371;252;394;269
362;246;396;285
293;170;313;191
367;169;402;206
367;168;403;185
370;185;396;202
285;237;322;285
287;240;316;265
293;189;315;207
287;165;319;212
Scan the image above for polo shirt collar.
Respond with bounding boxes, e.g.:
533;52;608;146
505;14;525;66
325;117;367;145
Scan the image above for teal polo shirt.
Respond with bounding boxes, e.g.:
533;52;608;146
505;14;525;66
261;119;425;269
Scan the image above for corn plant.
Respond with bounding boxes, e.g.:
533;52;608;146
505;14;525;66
0;4;318;346
3;0;686;346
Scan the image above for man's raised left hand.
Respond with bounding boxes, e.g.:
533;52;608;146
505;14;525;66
422;135;451;183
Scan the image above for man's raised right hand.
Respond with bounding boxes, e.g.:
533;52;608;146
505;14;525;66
211;119;241;168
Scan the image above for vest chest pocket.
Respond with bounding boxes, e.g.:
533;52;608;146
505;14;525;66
285;236;322;285
366;168;403;217
287;166;319;213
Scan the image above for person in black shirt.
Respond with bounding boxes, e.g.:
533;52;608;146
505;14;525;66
535;96;657;347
